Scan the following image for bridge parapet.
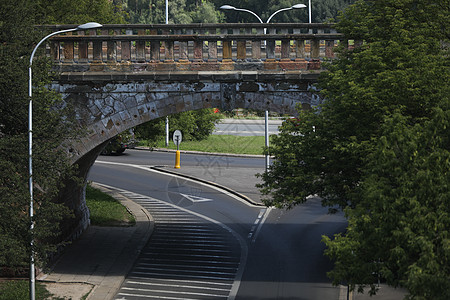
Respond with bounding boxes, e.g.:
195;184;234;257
42;23;345;73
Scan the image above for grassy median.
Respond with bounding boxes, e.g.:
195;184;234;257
85;185;136;226
0;280;50;300
146;135;272;155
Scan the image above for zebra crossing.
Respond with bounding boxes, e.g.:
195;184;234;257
112;190;244;300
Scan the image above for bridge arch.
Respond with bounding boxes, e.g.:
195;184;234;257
44;22;342;239
57;75;322;161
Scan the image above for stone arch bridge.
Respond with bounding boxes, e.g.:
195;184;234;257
42;23;347;235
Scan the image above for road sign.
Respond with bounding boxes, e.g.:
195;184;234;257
173;130;182;147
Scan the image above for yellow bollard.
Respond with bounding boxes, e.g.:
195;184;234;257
174;150;181;169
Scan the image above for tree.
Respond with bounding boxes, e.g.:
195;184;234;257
123;0;193;24
0;0;81;273
323;110;450;298
190;1;224;23
35;0;126;24
121;0;223;24
257;0;449;297
0;0;124;273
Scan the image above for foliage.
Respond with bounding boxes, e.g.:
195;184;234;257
134;108;223;146
257;0;449;297
118;0;223;24
34;0;126;24
323;110;450;298
1;0;122;272
190;1;224;23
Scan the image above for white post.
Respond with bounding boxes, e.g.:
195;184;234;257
28;65;35;300
165;0;169;24
309;0;312;23
265;111;270;170
165;117;169;147
165;1;169;147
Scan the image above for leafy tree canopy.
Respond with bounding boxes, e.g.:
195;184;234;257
34;0;126;24
0;0;124;272
257;0;449;297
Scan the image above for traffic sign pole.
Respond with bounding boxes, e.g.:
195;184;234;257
173;130;182;168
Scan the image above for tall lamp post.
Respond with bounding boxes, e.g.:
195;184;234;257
165;0;169;24
309;0;312;23
165;1;170;147
28;22;102;300
220;4;306;170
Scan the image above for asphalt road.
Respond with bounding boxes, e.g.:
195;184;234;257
213;119;282;136
88;150;347;299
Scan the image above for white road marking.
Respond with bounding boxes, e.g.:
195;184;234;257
180;192;213;203
250;207;272;243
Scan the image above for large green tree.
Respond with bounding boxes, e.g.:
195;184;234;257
0;0;124;273
1;0;74;272
257;0;449;297
323;109;450;298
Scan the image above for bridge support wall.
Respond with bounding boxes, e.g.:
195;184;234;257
53;72;322;161
52;72;322;234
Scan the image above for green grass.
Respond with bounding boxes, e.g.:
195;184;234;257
145;135;273;155
85;185;136;226
0;280;51;300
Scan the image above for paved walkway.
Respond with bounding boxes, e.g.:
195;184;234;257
37;183;154;300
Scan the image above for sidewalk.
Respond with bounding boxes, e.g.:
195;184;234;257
37;183;154;300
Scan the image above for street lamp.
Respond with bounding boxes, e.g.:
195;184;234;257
219;5;264;23
266;4;307;23
28;22;102;300
220;4;306;24
220;4;306;170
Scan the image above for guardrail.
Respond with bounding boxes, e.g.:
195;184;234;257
41;23;349;72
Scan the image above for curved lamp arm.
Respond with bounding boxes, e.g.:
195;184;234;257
220;5;263;23
266;4;306;23
29;22;102;66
